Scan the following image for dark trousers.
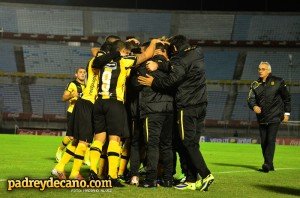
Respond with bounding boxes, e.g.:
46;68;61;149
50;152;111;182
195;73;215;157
172;113;188;176
178;105;211;182
130;118;144;176
259;122;280;167
144;114;174;182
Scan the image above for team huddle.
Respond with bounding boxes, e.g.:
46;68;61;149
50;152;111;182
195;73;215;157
50;34;292;191
51;34;215;191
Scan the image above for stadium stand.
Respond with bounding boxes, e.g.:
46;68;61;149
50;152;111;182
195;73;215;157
0;6;18;32
291;93;300;120
206;91;228;120
23;44;91;74
0;3;299;134
92;11;171;38
231;92;256;121
0;42;17;72
241;51;300;82
204;51;238;80
0;5;83;35
29;85;66;115
0;84;23;113
232;15;300;41
247;15;300;41
178;14;234;40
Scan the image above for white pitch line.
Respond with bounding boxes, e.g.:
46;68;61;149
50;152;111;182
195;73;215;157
0;168;299;182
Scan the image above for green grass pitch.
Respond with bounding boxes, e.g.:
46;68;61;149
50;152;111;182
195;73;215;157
0;134;299;197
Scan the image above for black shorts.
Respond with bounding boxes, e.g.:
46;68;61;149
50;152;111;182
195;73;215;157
93;98;130;138
66;112;74;136
72;98;94;143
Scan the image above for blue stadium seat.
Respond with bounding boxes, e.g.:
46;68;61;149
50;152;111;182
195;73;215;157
205;51;238;80
29;85;67;115
0;84;23;113
23;44;91;74
206;91;228;120
231;92;256;121
0;42;17;72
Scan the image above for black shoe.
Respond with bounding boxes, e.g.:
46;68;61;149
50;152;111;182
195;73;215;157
258;164;270;173
156;178;163;186
139;180;157;188
110;178;125;187
161;180;173;187
173;179;182;186
118;175;127;183
88;170;99;180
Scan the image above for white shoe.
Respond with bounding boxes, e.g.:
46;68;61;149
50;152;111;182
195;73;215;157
130;176;139;186
51;169;66;180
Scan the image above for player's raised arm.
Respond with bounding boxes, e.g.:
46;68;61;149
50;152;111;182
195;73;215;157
135;39;162;66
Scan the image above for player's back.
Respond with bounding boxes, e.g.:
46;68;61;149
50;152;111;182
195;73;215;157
82;57;100;104
98;55;136;103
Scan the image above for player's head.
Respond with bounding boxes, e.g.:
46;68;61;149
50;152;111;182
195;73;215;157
75;67;86;81
154;42;169;58
110;40;131;56
101;35;121;53
126;37;141;54
167;35;190;57
105;35;121;43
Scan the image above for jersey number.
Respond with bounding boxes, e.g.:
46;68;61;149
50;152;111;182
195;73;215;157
101;68;112;93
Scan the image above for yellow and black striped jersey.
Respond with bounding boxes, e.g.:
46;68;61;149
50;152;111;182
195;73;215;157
81;57;100;104
65;80;86;113
98;55;137;103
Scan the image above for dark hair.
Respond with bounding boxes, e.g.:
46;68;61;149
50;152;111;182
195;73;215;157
105;35;121;43
110;40;129;53
155;42;169;52
140;41;151;50
168;35;190;52
126;40;140;50
100;35;121;53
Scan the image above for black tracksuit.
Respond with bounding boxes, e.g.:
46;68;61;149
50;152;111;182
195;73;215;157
137;55;174;183
248;74;291;168
152;47;211;182
126;68;144;177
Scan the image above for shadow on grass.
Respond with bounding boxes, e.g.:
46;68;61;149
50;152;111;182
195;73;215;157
212;162;258;170
254;184;300;196
44;157;57;162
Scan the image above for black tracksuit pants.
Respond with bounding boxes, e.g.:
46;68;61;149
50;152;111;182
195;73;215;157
259;122;280;168
178;104;211;182
130;118;145;176
144;114;173;182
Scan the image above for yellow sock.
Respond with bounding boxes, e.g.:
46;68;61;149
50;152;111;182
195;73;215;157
59;136;72;150
118;146;129;176
69;143;87;178
89;140;103;173
84;145;90;166
107;140;121;179
55;144;76;172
